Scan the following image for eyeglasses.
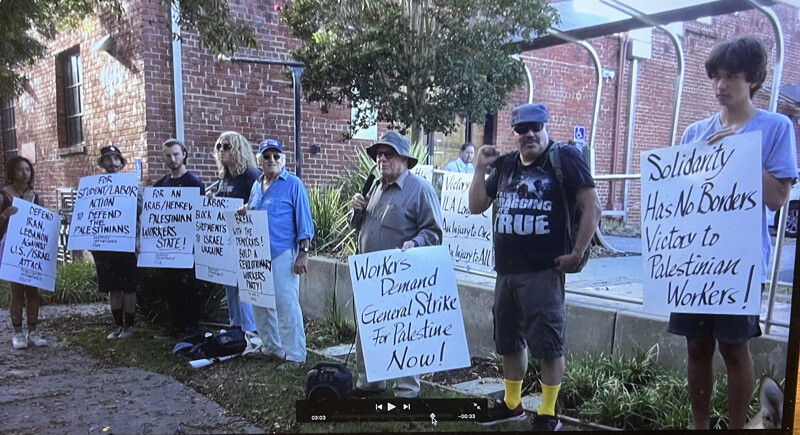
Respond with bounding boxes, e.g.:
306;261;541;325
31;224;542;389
262;153;282;161
513;122;546;135
375;150;397;160
216;143;232;151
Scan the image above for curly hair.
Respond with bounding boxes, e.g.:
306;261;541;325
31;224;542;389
5;156;35;189
214;131;257;179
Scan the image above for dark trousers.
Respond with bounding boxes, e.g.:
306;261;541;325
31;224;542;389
161;268;203;331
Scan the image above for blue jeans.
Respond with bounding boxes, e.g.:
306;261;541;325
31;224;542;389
224;284;256;332
252;249;307;363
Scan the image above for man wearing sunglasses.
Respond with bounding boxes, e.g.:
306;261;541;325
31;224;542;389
469;103;601;431
349;130;443;399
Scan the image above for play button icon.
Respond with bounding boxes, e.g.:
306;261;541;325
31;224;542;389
387;402;396;411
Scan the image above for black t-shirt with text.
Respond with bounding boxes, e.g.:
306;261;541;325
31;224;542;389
485;142;594;274
153;171;206;195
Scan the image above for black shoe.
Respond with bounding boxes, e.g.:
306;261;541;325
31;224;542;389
350;387;386;398
478;400;527;426
154;326;179;339
531;414;562;431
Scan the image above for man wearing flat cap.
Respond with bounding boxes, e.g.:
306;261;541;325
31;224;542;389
349;130;443;399
469;103;601;430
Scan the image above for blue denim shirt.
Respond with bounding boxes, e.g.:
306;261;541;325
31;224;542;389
247;168;315;258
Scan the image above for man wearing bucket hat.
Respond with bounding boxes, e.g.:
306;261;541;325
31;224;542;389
93;145;141;339
349;130;443;398
237;138;314;371
469;103;601;430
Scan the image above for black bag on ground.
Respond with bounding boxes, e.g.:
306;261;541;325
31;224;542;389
306;362;353;401
174;328;247;360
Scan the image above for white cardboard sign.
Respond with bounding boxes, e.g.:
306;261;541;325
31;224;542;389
441;172;494;272
138;187;201;268
349;245;470;382
411;165;434;185
194;196;243;286
67;173;139;252
640;132;762;315
0;198;59;291
224;210;275;309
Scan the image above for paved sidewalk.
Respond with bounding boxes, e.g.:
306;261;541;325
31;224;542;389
0;303;263;435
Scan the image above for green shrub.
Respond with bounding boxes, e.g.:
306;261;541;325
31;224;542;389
137;268;228;324
0;261;104;308
308;185;356;258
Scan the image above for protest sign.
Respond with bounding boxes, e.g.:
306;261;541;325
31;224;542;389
411;165;434;185
441;172;494;272
138;187;201;268
349;245;470;382
68;173;139;252
0;198;59;291
195;196;243;286
640;132;762;315
224;210;275;308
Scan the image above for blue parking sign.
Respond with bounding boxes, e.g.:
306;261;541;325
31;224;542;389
574;126;586;142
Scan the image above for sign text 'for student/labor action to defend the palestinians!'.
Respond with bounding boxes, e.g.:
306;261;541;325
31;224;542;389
68;173;139;252
349;246;470;383
1;198;59;291
640;132;762;315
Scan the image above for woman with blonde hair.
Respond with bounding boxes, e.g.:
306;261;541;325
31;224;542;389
210;131;260;332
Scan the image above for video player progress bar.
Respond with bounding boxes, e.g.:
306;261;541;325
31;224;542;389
297;398;488;423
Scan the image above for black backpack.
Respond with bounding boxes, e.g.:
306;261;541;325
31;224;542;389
547;142;589;273
174;328;248;360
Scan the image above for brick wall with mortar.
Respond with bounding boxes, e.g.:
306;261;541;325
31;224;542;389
2;3;799;222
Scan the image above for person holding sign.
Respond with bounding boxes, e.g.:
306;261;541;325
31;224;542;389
349;130;444;398
666;36;798;430
91;145;141;339
238;139;314;370
468;103;600;430
443;143;475;173
209;131;259;333
152;139;206;340
1;156;48;349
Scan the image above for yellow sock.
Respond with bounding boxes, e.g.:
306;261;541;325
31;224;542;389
539;382;561;416
503;379;523;410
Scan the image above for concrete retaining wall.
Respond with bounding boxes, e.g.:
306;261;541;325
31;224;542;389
301;256;789;379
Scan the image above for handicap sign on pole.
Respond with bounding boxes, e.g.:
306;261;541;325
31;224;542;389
573;126;586;151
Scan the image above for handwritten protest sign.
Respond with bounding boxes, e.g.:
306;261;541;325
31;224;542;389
138;187;201;268
224;210;275;308
0;198;59;291
640;132;762;315
349;245;470;382
441;172;494;272
195;196;243;286
411;165;434;185
68;173;139;252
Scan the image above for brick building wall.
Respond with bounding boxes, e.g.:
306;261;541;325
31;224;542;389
1;2;798;222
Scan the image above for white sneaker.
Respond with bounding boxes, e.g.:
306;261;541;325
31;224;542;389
12;332;28;349
27;330;48;347
117;326;135;339
107;326;124;339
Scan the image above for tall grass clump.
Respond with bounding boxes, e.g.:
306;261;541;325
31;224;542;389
308;185;356;258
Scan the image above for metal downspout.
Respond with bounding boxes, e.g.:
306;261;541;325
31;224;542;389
602;0;685;147
548;29;620;252
291;67;304;179
745;0;785;335
623;57;638;222
170;3;184;142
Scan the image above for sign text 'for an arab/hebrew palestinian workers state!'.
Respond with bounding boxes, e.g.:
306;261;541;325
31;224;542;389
349;245;470;383
138;187;201;269
640;131;762;315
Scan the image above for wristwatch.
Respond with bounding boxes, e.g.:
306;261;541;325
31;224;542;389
299;246;311;253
